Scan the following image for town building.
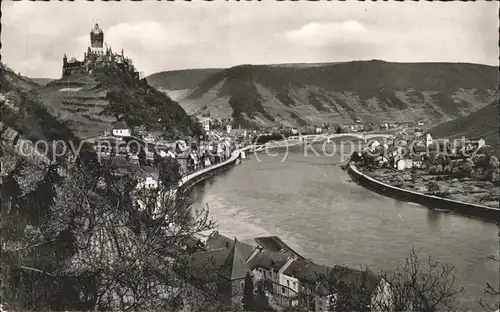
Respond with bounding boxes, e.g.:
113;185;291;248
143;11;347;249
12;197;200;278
112;121;131;137
197;116;211;133
183;232;392;311
396;159;413;171
136;175;158;190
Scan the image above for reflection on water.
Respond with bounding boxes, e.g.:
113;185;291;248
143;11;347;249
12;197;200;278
190;145;499;310
427;209;443;233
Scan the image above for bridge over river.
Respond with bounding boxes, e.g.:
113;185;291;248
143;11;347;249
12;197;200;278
288;132;393;143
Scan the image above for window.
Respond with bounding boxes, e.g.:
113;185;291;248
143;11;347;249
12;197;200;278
293;281;296;287
241;282;244;289
287;280;290;287
282;287;285;294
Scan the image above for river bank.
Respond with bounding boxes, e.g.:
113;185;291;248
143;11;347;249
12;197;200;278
190;144;499;310
365;167;499;209
347;163;500;222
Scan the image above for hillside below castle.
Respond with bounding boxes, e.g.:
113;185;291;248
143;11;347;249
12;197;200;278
36;24;199;139
147;61;499;129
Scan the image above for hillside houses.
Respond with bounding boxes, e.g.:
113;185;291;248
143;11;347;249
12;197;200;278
359;130;488;173
181;232;392;312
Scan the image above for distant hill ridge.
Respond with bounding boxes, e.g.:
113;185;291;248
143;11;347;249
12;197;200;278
430;99;499;156
147;60;499;129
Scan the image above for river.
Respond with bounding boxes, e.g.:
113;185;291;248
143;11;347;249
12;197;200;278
190;142;499;310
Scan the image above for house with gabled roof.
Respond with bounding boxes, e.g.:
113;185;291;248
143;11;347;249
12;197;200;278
179;238;254;310
205;231;255;260
324;265;393;312
112;121;131;137
247;247;290;284
254;236;305;259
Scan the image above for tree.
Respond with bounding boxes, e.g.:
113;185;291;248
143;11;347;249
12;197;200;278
458;159;474;177
427;180;441;194
242;272;256;311
488;156;499;169
375;248;464;312
321;249;463;312
336;126;343;134
393;176;404;188
428;165;443;175
159;156;182;190
1;148;217;311
479;224;500;311
254;280;275;311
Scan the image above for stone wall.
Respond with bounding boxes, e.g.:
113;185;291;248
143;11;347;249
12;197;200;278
347;163;500;222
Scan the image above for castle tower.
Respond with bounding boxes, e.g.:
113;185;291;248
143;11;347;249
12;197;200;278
62;53;68;76
217;239;253;306
90;23;104;55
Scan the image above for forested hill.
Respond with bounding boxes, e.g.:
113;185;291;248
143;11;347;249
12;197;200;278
149;60;499;129
37;66;201;139
1;64;76;143
430;99;499;156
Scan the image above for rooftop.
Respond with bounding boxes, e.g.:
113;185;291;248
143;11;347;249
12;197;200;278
113;121;129;130
247;249;290;271
254;236;305;259
327;265;381;295
218;239;253;281
91;23;103;34
206;231;255;261
283;259;330;283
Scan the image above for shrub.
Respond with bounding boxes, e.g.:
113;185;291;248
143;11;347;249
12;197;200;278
427;180;441;194
429;165;443;174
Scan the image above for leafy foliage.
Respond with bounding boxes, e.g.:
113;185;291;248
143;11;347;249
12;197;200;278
0;150;215;311
98;67;202;138
427;180;441;194
159;157;182;190
242;272;256;311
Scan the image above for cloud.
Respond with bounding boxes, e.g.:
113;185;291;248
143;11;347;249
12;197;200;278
107;21;195;51
1;1;498;78
282;20;375;47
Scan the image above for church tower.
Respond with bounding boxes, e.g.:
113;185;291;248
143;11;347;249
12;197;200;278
90;23;104;55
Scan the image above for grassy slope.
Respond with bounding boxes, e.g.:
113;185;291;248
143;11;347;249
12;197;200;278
38;67;201;138
1;65;77;143
156;60;498;128
429;100;499;155
30;78;55;86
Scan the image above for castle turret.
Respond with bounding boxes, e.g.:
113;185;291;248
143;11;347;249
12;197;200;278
63;53;67;65
90;23;104;55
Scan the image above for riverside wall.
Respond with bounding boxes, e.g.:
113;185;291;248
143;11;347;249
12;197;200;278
347;163;500;222
178;146;254;191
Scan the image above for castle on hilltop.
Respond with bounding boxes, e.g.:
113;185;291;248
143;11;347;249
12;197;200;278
62;23;139;79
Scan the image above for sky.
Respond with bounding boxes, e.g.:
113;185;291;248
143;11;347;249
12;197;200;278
2;1;499;78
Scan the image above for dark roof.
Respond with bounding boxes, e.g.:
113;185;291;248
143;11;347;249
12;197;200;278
283;259;330;283
190;248;229;270
218;239;253;281
247;250;290;271
254;236;305;259
113;121;129;130
179;248;228;285
206;231;255;261
327;265;381;295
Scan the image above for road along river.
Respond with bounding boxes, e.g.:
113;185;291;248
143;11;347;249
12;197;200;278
190;141;499;310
